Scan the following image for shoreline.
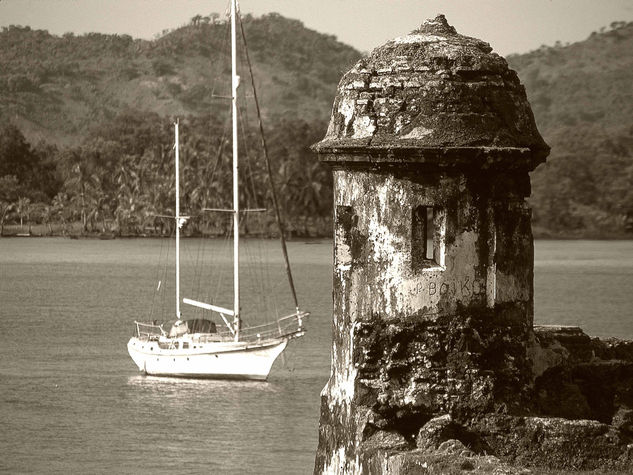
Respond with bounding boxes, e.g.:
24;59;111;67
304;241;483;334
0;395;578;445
2;232;633;241
0;230;331;241
3;230;633;241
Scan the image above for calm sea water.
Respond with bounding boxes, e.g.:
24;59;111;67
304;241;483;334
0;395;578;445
1;238;632;474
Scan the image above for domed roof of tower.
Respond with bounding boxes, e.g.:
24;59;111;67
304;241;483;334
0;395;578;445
313;15;549;169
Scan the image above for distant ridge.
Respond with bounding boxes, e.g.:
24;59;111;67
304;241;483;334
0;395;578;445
0;14;361;146
1;16;632;236
507;21;633;236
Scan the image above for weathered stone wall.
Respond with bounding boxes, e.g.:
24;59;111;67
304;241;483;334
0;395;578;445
317;325;633;473
315;163;537;473
314;16;548;157
313;14;633;475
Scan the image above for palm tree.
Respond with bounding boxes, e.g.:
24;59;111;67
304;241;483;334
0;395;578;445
52;193;70;236
16;197;31;233
86;187;110;233
0;175;20;236
296;161;327;236
60;149;92;233
0;201;14;236
41;204;53;236
30;202;53;236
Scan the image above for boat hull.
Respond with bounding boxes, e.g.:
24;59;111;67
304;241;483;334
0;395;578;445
127;337;288;380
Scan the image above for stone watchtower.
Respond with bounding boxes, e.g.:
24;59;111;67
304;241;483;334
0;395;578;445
312;15;550;473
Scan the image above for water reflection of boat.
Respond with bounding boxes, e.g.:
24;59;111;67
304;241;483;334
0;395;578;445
126;373;276;392
127;0;308;380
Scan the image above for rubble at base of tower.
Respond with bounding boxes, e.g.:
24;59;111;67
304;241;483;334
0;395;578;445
315;323;633;473
319;326;633;473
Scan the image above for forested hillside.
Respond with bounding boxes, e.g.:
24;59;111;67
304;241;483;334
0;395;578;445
508;21;633;236
0;14;360;236
0;13;359;145
0;14;631;237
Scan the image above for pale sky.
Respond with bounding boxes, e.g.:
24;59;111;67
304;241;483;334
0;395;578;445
1;0;632;56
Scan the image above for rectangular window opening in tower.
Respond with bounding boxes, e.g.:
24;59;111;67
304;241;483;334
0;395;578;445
412;205;443;270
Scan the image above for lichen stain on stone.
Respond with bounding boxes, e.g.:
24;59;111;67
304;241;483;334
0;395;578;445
338;96;356;134
326;323;358;406
393;33;448;45
351;115;376;139
401;125;433;139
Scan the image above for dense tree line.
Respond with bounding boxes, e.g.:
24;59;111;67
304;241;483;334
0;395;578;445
530;125;633;235
508;21;633;236
0;124;60;234
0;15;351;237
0;16;360;140
1;16;632;237
0;112;332;237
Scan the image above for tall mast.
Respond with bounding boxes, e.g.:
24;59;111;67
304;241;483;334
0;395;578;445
231;0;240;341
174;119;181;320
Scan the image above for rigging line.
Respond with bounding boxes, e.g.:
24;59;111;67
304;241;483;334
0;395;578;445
161;226;174;321
210;215;231;307
259;217;273;318
233;42;276;316
204;234;221;320
238;13;300;311
237;211;254;314
235;89;269;313
233;215;250;328
247;227;269;315
208;118;230;190
213;101;233;192
150;227;166;320
235;212;253;329
150;227;161;319
177;139;203;308
244;234;267;318
190;160;213;314
236;103;267;302
192;229;202;315
272;294;280;320
180;232;194;317
206;220;222;301
190;238;205;319
206;40;232;215
198;109;231;313
236;104;261;219
237;100;274;316
203;2;232;265
236;64;265;228
202;114;232;241
193;232;207;319
206;118;233;308
204;232;222;310
237;188;268;319
210;8;232;99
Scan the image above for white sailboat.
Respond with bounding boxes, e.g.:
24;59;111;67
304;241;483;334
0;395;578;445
127;0;308;380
